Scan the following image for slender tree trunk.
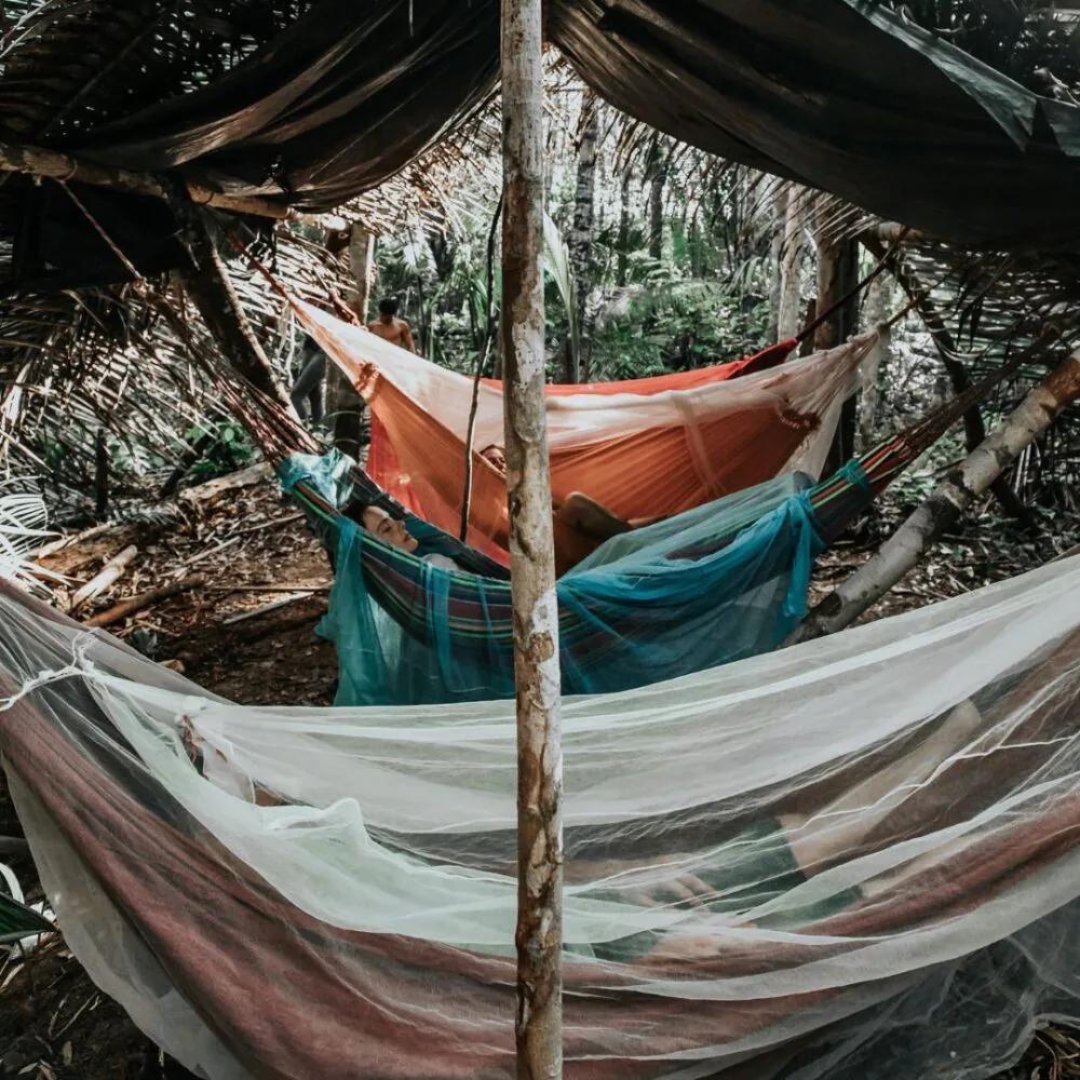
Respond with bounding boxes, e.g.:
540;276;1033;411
171;200;292;410
777;190;805;340
768;187;788;343
815;216;859;472
791;348;1080;641
647;136;666;261
502;0;564;1075
565;91;599;384
617;172;631;288
856;275;891;453
94;428;109;520
326;224;375;460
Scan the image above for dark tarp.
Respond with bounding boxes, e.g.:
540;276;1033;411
2;0;1080;250
554;0;1080;249
8;180;187;293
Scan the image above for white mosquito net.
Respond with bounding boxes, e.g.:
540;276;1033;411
2;556;1080;1079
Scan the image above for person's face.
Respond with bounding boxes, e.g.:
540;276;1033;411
361;506;418;553
481;445;506;473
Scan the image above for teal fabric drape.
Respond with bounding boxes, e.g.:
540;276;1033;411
282;451;824;704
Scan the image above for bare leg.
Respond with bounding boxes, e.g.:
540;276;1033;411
556;492;633;541
783;699;985;873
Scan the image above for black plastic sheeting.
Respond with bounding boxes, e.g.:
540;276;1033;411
5;0;1080;250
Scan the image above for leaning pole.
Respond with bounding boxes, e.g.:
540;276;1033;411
501;0;565;1077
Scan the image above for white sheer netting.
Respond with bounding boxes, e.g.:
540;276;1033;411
2;558;1080;1078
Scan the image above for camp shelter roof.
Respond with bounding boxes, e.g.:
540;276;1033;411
1;0;1079;250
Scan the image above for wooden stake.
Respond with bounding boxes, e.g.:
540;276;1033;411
502;0;564;1075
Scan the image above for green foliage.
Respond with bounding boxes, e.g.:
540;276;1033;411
186;421;256;482
590;282;772;381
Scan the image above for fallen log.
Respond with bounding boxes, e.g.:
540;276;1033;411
68;545;138;613
178;461;272;507
791;346;1080;642
83;574;205;629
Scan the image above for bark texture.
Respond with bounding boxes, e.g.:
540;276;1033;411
777;189;806;340
326;225;374;459
856;275;891;453
566;91;599;383
502;0;564;1075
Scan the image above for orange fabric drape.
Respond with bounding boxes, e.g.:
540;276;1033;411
366;376;822;572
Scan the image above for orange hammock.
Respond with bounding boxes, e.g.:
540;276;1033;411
299;303;869;569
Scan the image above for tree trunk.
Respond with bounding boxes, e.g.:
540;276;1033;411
326;225;375;460
647;136;666;261
777;190;806;340
171;200;292;410
566;91;599;384
791;348;1080;642
768;187;788;343
815;217;859;472
502;0;564;1075
617;172;631;287
855;275;891;453
94;428;109;520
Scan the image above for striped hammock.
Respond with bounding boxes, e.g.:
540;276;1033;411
281;425;916;705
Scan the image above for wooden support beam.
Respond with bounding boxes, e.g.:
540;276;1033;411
502;0;564;1074
0;138;291;220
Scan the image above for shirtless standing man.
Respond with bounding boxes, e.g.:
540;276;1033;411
367;296;416;353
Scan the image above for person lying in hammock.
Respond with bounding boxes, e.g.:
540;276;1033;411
180;687;992;955
572;692;994;962
359;504;463;571
479;444;643;544
352;466;639;567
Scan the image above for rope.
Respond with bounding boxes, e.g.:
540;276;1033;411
59;181;143;281
0;632;97;712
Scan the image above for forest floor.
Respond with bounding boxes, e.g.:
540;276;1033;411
1;467;1078;1079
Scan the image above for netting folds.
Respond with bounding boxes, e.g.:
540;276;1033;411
3;558;1080;1079
282;451;824;704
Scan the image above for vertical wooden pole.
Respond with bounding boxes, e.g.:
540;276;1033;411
326;224;375;459
502;1;564;1077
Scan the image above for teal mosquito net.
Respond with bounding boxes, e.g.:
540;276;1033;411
280;451;825;704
